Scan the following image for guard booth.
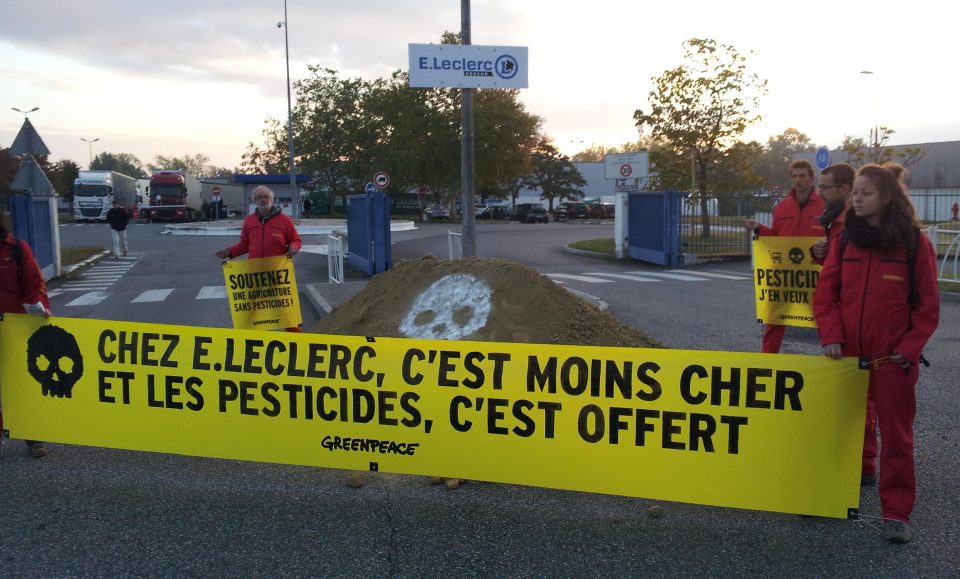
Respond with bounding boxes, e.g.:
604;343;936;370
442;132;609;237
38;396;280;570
346;190;391;276
626;191;683;268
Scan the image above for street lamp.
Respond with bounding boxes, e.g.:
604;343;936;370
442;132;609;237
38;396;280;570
860;70;879;160
278;0;298;218
12;106;39;117
81;137;100;167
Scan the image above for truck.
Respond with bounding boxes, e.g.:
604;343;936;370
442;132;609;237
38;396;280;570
73;170;139;222
144;170;202;222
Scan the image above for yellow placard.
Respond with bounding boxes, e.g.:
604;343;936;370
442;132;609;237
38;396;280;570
223;255;302;331
0;314;867;518
753;236;823;328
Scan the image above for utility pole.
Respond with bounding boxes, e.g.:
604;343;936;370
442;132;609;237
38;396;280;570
460;0;476;257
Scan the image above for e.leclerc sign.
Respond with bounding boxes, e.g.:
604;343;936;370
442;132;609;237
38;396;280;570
408;44;528;89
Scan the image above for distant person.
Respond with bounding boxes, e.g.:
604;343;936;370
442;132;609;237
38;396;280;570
302;197;312;216
813;163;940;544
0;217;52;458
952;201;958;221
106;201;130;258
215;186;302;331
201;200;212;221
742;160;825;353
811;163;856;264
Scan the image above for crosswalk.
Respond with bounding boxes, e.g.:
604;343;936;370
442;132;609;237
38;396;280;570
51;284;235;307
545;269;752;284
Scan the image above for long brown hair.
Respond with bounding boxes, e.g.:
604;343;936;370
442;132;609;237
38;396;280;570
856;163;919;255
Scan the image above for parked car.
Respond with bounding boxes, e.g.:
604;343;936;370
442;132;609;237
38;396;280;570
425;204;451;220
589;202;615;219
555;201;590;221
513;203;549;223
477;205;512;220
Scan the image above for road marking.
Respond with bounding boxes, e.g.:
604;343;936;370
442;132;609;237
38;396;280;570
197;286;227;299
132;289;175;303
666;269;751;280
702;269;754;279
583;272;662;282
65;291;111;307
545;274;615;283
626;271;707;281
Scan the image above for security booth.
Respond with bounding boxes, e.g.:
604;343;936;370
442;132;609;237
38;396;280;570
233;174;309;219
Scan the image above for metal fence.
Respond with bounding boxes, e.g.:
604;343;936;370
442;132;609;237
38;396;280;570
680;192;960;259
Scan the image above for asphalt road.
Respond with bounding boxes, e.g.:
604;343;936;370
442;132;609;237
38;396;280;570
1;220;958;577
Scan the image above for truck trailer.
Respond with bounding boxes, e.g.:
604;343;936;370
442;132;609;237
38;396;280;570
145;170;202;222
73;170;139;222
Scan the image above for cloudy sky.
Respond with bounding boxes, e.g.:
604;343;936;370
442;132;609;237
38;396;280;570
3;0;959;171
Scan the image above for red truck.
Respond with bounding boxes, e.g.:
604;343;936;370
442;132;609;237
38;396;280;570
145;170;202;222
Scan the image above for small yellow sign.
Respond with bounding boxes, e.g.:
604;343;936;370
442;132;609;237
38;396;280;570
223;256;301;331
753;236;823;328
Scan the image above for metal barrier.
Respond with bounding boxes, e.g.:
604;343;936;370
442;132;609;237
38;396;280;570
327;233;344;284
447;230;463;260
927;226;960;285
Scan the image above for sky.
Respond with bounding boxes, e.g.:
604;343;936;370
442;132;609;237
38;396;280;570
3;0;960;172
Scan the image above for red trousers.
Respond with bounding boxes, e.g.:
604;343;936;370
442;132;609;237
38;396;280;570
762;324;786;353
862;361;918;523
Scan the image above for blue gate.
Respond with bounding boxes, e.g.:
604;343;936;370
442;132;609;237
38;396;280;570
627;191;683;268
10;193;58;279
346;191;392;276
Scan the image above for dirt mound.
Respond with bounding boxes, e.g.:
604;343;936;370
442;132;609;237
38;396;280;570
310;256;659;348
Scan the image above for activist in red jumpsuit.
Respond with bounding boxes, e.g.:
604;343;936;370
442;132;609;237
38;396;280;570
743;160;825;352
0;219;53;457
813;163;940;544
215;185;302;332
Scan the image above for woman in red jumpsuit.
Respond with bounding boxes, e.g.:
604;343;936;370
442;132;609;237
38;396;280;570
813;163;940;544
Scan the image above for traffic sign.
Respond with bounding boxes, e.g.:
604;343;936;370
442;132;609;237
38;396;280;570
364;182;377;194
373;171;390;189
619;164;632;177
815;146;830;170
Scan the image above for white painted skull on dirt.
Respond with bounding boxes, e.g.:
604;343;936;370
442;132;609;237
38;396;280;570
26;325;84;398
400;274;492;340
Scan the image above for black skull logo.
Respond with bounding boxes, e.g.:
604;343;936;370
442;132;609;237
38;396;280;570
789;247;805;265
26;325;84;398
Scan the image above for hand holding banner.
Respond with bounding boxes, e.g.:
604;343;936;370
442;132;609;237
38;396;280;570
223;256;302;331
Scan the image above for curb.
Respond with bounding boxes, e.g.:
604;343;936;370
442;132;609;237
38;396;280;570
61;249;110;277
303;283;333;316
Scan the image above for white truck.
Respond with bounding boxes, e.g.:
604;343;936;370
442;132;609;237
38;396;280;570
73;170;139;222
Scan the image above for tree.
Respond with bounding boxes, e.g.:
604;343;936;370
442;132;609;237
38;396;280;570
91;152;145;178
43;159;81;201
149;153;210;176
753;128;815;190
634;38;767;237
526;138;586;211
571;140;649;162
840;127;927;168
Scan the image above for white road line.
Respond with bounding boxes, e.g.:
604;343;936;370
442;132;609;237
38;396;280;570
57;287;111;292
197;286;227;299
665;269;751;280
132;289;175;303
48;290;64;298
545;274;615;283
583;273;662;282
626;271;708;281
65;291;111;306
77;274;123;279
703;269;754;279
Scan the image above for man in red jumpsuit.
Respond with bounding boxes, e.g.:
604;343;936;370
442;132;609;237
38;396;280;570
215;186;302;332
742;160;825;353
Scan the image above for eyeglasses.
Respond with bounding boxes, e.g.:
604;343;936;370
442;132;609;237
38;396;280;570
817;184;840;191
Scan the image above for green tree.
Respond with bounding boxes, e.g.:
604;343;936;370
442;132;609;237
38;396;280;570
43;159;81;201
840;127;927;168
91;152;145;178
526;138;586;211
634;38;767;237
149;153;210;176
571;139;649;162
753;128;815;190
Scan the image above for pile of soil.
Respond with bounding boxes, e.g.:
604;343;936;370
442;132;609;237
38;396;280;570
310;256;659;348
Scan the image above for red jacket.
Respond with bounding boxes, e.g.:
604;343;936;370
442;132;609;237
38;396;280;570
756;189;825;237
226;207;302;259
0;232;51;314
811;208;846;266
813;229;940;364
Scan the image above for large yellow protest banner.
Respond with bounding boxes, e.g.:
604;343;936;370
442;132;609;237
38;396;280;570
223;255;301;331
0;314;867;518
753;236;823;328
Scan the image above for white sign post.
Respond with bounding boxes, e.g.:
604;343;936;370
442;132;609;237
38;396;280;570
408;44;528;89
605;152;651;260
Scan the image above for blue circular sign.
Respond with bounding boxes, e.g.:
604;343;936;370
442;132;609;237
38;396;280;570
495;55;519;80
815;146;830;170
364;182;377;194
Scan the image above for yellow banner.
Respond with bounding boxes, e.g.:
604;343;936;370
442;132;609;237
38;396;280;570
223;256;302;331
0;314;867;518
753;236;823;328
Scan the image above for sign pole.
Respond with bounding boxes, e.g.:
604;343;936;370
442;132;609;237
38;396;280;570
460;0;477;257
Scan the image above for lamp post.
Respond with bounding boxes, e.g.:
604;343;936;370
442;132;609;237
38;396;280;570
12;106;39;117
278;0;298;218
860;70;879;161
81;137;100;168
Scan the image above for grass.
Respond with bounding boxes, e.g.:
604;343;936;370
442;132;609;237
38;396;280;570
569;238;615;255
61;246;106;267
